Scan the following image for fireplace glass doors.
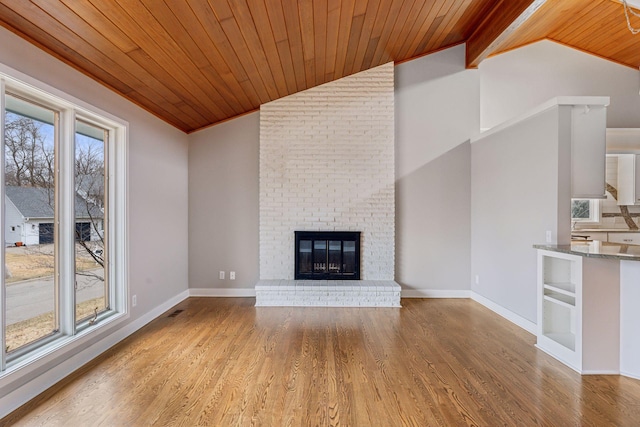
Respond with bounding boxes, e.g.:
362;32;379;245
295;231;361;280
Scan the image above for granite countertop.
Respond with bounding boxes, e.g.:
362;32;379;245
534;241;640;260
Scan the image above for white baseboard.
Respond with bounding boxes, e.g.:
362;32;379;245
0;289;190;419
471;292;536;335
121;289;190;332
535;344;580;374
582;370;620;375
402;289;471;298
620;370;640;380
402;290;537;336
189;288;256;297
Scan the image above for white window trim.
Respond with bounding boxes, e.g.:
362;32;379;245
571;199;601;225
0;62;129;381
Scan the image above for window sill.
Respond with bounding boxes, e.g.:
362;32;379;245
572;217;603;229
0;310;128;391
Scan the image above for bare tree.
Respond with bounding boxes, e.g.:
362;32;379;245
4;113;105;274
4;115;49;187
75;137;105;271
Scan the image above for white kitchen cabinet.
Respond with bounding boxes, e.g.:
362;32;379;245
586;231;608;242
571;105;607;199
616;154;640;205
607;232;640;245
537;250;620;373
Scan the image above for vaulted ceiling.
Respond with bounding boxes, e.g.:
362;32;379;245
0;0;637;133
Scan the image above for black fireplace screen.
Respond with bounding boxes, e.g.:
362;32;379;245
295;231;361;280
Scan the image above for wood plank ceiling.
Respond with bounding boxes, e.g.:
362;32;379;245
0;0;637;133
492;0;640;69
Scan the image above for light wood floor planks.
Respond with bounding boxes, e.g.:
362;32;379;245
3;298;640;426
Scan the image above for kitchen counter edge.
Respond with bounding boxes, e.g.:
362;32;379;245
534;243;640;261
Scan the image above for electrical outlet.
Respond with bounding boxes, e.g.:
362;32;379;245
132;295;137;307
230;271;236;280
546;230;552;243
219;271;225;280
475;275;479;285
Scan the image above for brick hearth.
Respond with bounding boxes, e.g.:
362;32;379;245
255;280;401;307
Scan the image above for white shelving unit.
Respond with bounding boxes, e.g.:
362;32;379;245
537;250;620;374
538;253;579;361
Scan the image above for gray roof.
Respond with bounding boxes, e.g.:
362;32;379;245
76;173;104;199
5;186;103;219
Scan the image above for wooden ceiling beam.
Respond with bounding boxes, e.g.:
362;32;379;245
465;0;548;68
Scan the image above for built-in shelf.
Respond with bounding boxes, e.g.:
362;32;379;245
543;282;576;296
539;253;580;363
544;332;576;352
543;292;576;308
537;249;620;374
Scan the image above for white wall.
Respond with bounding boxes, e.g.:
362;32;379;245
128;112;189;311
480;40;640;130
395;45;478;294
189;113;260;291
471;106;572;324
0;25;189;414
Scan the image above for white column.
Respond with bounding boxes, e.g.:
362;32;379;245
620;260;640;379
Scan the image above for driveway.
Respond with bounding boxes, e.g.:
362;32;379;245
6;268;105;324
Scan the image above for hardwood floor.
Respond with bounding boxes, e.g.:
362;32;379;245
3;298;640;426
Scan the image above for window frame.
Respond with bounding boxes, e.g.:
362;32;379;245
73;118;110;327
571;198;601;225
3;93;61;356
0;65;128;377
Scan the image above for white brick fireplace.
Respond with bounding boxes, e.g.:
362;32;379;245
256;62;400;307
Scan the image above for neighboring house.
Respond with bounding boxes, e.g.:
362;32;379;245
76;174;104;211
4;186;103;246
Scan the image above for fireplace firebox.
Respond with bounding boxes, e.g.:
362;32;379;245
295;231;361;280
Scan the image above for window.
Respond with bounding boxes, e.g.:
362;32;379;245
4;95;57;352
571;199;600;223
1;69;127;374
74;119;108;323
